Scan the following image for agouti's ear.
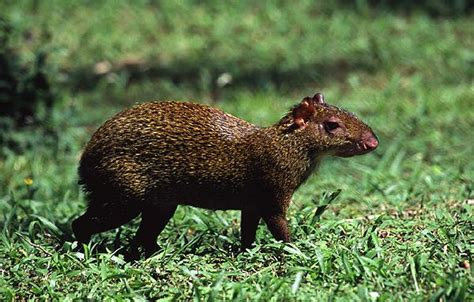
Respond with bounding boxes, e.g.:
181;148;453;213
292;97;315;129
312;93;325;105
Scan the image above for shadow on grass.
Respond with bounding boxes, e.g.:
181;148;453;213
336;0;473;17
64;56;378;97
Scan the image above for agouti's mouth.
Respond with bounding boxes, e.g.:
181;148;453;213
336;133;378;157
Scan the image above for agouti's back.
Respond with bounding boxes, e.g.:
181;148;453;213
73;93;378;259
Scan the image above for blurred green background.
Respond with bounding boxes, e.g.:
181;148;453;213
0;1;472;300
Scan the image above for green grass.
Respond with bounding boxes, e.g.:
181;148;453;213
0;1;473;300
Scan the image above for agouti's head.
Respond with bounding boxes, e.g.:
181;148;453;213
285;93;378;157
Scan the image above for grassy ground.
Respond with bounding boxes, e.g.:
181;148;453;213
0;1;473;300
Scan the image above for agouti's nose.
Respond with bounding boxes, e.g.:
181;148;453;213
363;132;378;150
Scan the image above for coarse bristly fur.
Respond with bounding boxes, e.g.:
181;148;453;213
72;93;378;259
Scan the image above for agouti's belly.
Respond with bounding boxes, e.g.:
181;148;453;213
181;197;243;210
153;181;253;210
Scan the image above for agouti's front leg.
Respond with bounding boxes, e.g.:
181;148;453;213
262;211;291;243
241;209;261;249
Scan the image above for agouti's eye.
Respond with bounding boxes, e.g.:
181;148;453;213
324;121;340;133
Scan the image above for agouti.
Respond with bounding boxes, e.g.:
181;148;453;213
73;93;378;258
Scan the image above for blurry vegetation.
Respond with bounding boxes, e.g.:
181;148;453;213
0;17;60;151
0;1;473;300
1;0;472;98
0;17;55;126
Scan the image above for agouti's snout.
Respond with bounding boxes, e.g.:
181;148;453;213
363;131;379;151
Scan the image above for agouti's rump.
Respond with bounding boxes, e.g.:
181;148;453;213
73;93;378;259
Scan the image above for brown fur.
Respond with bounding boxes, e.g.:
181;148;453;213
72;93;378;258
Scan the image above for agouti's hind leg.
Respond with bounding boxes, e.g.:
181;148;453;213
130;204;177;258
72;201;141;244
